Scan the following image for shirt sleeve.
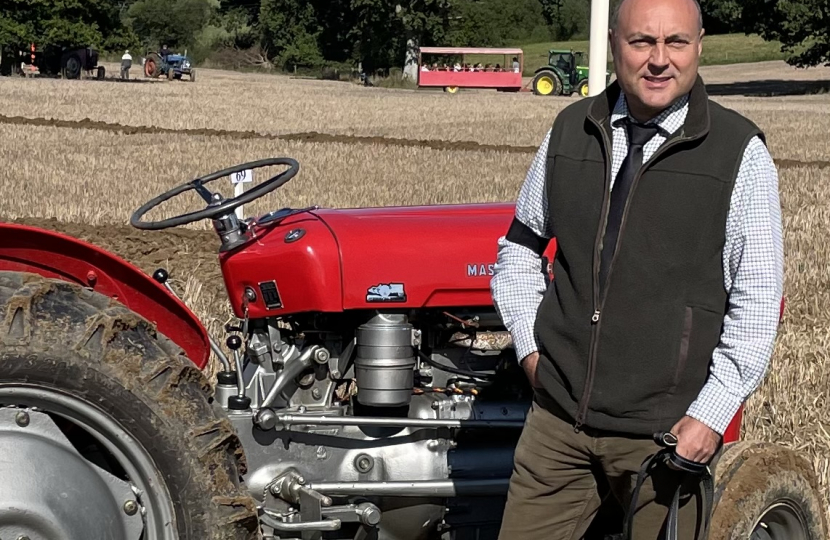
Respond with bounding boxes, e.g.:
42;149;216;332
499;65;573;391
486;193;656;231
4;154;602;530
490;129;553;365
685;136;785;435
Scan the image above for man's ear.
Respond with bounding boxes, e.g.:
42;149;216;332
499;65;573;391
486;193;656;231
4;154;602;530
608;28;616;58
698;28;705;56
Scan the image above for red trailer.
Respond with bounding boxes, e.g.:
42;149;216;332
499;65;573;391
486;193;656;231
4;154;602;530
417;46;524;93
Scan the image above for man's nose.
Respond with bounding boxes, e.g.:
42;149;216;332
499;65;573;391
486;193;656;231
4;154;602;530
648;43;670;70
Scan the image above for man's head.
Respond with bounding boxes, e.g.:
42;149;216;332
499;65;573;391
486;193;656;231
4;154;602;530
609;0;703;121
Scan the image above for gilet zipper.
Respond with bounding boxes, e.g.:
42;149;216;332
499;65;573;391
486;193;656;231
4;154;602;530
573;120;693;433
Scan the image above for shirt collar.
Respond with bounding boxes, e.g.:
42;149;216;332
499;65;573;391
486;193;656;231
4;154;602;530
610;92;689;137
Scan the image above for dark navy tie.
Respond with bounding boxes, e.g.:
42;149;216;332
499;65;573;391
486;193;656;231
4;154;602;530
599;120;660;296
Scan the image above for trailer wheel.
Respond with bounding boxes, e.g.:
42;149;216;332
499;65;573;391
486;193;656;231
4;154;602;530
0;272;260;540
444;85;459;93
711;442;826;540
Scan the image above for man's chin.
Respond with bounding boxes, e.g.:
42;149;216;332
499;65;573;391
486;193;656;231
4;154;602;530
637;87;678;113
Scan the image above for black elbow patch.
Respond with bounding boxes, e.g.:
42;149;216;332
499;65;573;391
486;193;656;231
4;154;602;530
506;217;548;256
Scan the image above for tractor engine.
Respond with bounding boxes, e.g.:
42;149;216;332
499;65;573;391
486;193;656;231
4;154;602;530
215;309;530;540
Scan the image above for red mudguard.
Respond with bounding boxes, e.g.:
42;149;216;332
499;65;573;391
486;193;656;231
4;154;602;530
0;223;210;368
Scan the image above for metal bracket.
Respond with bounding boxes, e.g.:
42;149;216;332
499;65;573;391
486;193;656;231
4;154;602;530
265;468;342;540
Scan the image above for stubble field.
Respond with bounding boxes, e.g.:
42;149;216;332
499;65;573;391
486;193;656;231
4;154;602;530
1;59;829;513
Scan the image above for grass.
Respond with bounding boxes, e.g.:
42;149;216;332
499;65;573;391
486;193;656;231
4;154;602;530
0;63;829;519
513;33;787;75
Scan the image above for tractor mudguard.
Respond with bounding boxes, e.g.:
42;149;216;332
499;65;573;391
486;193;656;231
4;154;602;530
0;223;210;368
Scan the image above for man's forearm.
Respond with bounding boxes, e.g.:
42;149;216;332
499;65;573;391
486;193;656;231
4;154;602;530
491;238;548;363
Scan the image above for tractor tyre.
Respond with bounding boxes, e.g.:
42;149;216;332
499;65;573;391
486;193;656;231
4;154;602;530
97;65;106;80
576;80;589;98
145;53;161;78
532;70;562;96
168;68;175;81
710;441;826;540
190;69;196;82
64;54;82;79
0;271;260;540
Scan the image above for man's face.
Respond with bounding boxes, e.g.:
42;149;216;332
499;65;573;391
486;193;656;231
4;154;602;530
609;0;703;120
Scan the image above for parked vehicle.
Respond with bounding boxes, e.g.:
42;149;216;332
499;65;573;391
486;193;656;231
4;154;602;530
417;47;524;93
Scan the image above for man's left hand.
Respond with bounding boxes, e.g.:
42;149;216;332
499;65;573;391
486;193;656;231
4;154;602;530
669;416;722;464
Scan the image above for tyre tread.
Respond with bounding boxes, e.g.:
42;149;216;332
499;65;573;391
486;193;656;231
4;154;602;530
0;271;259;539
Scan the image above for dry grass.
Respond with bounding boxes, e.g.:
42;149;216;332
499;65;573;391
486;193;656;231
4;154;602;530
1;60;828;151
1;64;829;517
0;124;529;225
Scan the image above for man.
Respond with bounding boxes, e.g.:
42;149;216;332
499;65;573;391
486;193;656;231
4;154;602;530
121;49;132;80
490;0;783;537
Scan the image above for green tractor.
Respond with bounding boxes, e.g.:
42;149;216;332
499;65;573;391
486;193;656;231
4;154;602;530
532;49;603;97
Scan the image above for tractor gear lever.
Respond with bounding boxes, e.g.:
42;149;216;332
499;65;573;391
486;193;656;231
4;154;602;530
151;267;233;374
226;335;247;404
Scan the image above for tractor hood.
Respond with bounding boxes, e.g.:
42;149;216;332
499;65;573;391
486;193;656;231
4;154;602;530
313;203;554;309
219;203;557;318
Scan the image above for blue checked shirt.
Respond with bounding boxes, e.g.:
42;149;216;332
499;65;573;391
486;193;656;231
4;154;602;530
491;93;784;435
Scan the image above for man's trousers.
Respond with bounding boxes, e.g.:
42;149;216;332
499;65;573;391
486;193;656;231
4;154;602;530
497;395;719;540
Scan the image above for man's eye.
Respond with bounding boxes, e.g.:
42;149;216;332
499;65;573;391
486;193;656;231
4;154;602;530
668;41;690;48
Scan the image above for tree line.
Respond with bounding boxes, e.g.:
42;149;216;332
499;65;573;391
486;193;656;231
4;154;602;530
0;0;826;72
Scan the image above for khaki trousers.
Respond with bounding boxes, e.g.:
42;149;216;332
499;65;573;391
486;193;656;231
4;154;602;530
498;397;718;540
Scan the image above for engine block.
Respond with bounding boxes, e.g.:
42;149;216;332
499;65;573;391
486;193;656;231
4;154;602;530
217;311;530;540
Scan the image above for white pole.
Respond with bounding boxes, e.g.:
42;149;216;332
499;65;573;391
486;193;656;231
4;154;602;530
588;0;610;97
234;182;244;220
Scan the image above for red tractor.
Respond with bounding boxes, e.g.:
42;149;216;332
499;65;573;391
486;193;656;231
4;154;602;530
0;158;824;540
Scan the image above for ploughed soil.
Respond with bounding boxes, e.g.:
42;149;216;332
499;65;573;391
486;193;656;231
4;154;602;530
0;113;827;169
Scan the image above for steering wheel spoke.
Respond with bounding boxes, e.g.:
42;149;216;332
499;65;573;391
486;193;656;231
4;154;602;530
130;158;300;230
191;179;215;204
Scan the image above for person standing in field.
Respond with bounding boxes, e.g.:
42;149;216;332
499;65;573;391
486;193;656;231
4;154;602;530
121;50;132;80
490;0;784;537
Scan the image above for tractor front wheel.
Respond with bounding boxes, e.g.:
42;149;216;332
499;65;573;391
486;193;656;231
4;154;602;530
190;69;196;82
533;70;562;96
711;441;826;540
577;80;589;98
0;272;260;540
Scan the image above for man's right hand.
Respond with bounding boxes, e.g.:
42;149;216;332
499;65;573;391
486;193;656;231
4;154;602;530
522;352;541;388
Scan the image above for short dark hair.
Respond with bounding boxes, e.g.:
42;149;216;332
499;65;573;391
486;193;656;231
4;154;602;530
610;0;702;32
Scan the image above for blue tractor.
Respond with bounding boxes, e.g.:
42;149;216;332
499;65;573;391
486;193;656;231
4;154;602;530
143;50;196;82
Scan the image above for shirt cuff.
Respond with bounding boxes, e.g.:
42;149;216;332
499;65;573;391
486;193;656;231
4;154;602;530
685;378;745;436
510;318;538;365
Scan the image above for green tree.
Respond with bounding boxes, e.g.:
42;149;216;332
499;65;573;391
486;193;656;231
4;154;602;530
0;0;125;50
126;0;217;49
259;0;323;68
538;0;589;41
740;0;829;67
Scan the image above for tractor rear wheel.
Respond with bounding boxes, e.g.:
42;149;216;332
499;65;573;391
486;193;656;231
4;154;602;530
0;272;260;540
145;53;161;78
533;70;562;96
711;441;826;540
64;54;82;79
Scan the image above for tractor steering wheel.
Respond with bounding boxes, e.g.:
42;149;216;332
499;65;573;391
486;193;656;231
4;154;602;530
130;158;299;230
